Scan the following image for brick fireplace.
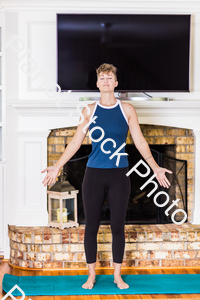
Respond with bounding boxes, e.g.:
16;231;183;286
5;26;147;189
48;124;194;223
6;99;200;267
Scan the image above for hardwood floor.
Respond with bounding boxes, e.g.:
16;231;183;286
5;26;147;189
1;259;200;299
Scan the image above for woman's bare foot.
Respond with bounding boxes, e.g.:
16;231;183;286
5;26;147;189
82;274;96;289
114;276;129;289
82;261;96;289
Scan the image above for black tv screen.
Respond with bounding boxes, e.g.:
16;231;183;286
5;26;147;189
57;13;191;92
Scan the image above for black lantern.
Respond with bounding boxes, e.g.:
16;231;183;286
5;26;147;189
47;172;79;228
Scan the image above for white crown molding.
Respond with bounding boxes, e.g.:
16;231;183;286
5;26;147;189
1;0;200;12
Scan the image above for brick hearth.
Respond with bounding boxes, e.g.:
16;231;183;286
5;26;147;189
8;223;200;269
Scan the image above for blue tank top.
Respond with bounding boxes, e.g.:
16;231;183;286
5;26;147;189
86;99;129;168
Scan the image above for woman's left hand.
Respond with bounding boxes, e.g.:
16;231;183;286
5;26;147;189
153;167;173;188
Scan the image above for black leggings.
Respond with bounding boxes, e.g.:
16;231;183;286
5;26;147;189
82;166;131;264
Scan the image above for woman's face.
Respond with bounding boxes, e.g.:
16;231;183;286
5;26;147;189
96;72;118;92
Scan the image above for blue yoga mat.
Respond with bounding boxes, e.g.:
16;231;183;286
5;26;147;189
2;273;200;295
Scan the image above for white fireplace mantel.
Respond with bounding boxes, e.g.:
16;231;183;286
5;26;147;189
8;99;200;129
5;99;200;232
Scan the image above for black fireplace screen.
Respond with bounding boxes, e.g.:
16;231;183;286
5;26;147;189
64;144;187;225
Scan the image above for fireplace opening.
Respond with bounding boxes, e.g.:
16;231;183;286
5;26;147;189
63;144;187;225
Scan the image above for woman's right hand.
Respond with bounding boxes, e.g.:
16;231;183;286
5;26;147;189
41;165;60;187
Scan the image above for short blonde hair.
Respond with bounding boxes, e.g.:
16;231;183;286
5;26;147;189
96;63;117;80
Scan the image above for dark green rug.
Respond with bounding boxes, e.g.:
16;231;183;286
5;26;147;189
2;273;200;295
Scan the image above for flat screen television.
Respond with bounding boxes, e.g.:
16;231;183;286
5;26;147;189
57;13;191;92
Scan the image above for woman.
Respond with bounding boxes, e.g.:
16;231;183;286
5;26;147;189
41;63;172;290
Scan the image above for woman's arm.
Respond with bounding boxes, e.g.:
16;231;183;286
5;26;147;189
122;102;172;188
41;104;94;187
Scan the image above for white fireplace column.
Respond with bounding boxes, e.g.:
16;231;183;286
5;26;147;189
6;101;80;227
15;130;50;226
